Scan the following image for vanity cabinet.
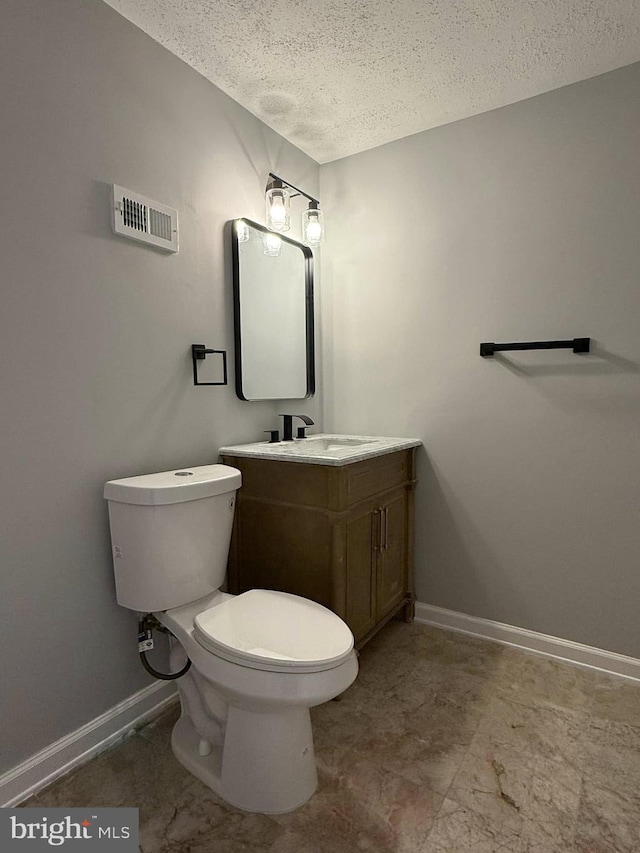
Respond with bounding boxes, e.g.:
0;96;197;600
221;448;417;647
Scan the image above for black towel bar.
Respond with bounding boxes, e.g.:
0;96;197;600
480;337;590;357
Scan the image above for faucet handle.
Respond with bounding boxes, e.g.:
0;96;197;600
296;426;310;439
263;430;280;444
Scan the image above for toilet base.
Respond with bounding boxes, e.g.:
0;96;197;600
171;706;318;814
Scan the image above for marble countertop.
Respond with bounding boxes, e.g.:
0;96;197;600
219;434;421;467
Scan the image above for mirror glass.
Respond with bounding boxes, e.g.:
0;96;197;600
231;218;315;401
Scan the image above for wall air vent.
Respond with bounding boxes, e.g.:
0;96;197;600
112;184;178;253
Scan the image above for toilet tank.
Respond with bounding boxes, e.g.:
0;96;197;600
104;464;241;612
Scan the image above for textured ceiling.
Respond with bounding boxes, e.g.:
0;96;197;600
103;0;640;163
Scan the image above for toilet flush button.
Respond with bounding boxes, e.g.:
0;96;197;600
175;471;194;476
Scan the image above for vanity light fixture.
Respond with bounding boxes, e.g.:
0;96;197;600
266;173;325;248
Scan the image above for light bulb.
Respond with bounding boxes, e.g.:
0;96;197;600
270;198;286;225
302;205;324;247
306;217;322;243
266;186;291;232
263;232;282;256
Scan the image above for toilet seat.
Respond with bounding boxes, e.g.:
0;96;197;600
193;589;354;674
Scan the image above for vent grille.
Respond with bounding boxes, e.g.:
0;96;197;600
123;197;147;232
149;208;172;241
112;185;178;252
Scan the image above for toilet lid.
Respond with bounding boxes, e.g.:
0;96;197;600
193;589;354;673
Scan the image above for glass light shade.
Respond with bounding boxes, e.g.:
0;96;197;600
266;187;291;232
302;206;324;247
237;219;250;242
263;232;282;256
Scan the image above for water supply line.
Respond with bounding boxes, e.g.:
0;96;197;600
138;615;191;681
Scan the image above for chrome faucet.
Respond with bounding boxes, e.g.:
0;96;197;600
279;414;314;441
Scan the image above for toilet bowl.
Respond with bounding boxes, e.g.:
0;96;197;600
160;588;357;813
104;464;358;814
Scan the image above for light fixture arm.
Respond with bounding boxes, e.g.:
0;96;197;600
267;173;319;207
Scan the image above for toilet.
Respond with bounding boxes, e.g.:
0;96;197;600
103;464;357;814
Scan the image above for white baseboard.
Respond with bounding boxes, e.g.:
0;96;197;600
0;681;178;807
415;602;640;683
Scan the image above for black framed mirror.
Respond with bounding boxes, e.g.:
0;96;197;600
231;218;315;401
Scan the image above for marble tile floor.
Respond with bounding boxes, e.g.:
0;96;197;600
23;621;640;852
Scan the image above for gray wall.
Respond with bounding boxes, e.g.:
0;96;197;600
321;63;640;658
0;0;320;775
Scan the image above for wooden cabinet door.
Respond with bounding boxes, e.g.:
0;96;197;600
376;490;408;620
344;503;378;642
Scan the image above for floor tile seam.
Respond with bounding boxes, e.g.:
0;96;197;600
440;787;526;836
416;734;482;847
462;704;548;766
326;756;448;848
445;737;571;815
416;791;506;851
421;791;525;849
508;750;592;800
417;707;504;845
517;818;579;852
418;794;450;848
361;753;455;808
268;768;438;853
345;751;447;804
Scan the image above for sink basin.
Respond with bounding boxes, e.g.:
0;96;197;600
264;437;375;456
303;437;375;450
219;434;421;467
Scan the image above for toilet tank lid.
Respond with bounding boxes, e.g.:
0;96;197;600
104;464;241;506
